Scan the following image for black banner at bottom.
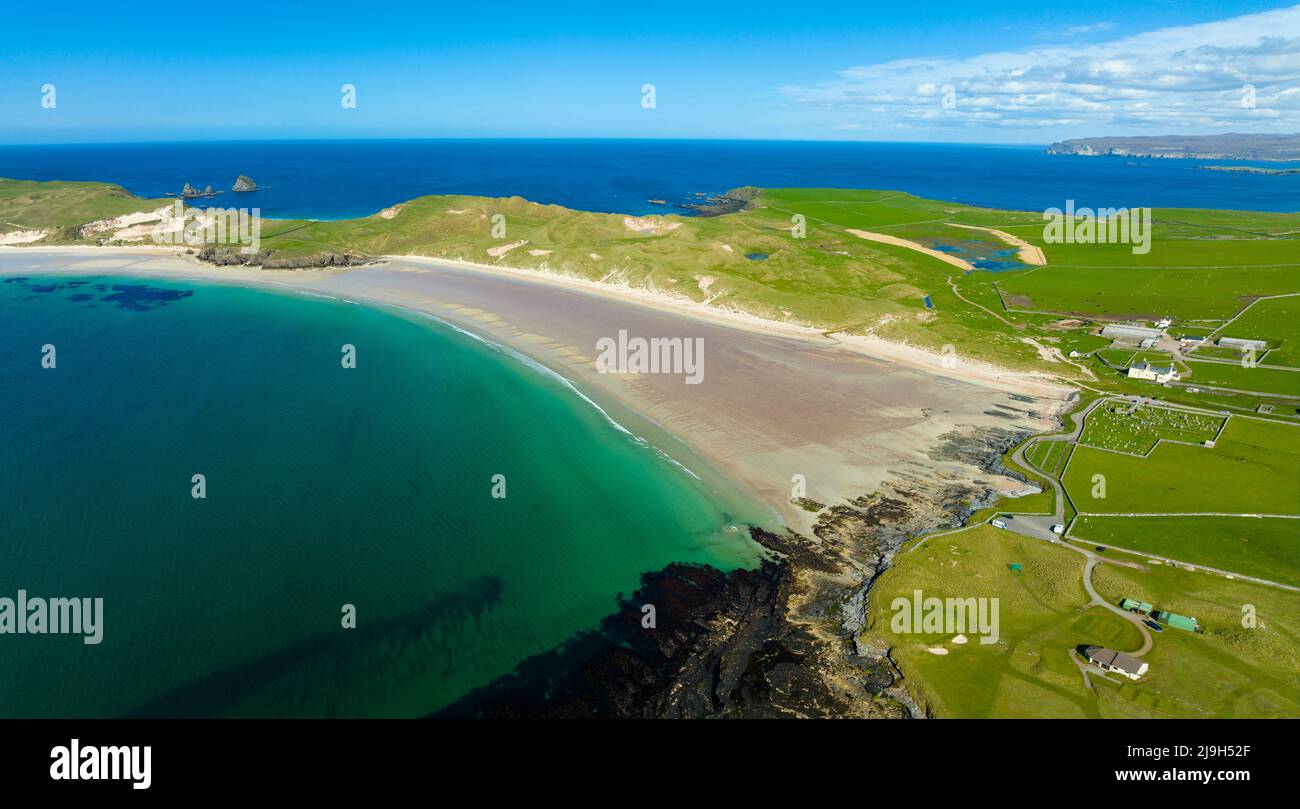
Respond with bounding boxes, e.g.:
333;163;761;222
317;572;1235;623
0;719;1284;796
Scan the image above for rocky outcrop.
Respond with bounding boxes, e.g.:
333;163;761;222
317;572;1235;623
684;186;761;217
261;252;371;269
232;175;258;192
195;246;372;269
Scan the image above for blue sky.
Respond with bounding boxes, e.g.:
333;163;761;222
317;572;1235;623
1;0;1296;144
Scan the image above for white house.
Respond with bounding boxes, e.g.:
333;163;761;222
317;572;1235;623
1085;646;1148;680
1127;360;1179;384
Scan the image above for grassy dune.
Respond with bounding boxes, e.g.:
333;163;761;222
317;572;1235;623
0;179;167;234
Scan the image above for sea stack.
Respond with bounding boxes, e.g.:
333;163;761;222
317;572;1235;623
232;174;258;192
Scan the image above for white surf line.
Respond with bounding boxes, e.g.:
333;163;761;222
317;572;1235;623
399;306;705;482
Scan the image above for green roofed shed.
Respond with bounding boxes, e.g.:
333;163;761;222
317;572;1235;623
1120;598;1153;614
1152;610;1198;632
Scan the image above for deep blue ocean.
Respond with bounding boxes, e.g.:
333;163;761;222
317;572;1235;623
0;139;1295;220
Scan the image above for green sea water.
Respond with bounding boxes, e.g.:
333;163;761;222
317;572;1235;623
0;274;767;717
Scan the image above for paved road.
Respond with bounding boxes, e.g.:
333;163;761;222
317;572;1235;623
1003;394;1155;657
1007;392;1112;526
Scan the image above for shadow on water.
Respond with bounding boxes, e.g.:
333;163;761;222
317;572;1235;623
2;277;193;310
127;576;504;718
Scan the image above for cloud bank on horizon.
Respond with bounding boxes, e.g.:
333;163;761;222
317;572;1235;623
782;4;1300;135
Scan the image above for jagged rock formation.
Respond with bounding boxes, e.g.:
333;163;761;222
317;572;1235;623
196;245;371;269
232;175;258;192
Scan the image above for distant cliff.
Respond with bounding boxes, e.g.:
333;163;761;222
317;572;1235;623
1046;133;1300;162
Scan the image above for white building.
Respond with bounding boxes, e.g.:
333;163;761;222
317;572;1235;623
1217;336;1268;352
1085;646;1148;680
1102;324;1163;341
1127;360;1180;383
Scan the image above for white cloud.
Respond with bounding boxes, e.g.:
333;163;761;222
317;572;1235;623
780;5;1300;134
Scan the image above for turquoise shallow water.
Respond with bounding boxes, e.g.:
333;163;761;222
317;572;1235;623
0;274;766;717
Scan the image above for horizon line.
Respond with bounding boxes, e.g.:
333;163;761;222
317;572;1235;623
0;135;1058;149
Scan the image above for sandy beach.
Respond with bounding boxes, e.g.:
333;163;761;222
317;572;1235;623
1;246;1069;530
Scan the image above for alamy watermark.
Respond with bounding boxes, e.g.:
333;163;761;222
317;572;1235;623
0;590;103;645
151;200;262;254
596;329;704;384
1043;200;1151;255
50;739;150;790
890;589;999;644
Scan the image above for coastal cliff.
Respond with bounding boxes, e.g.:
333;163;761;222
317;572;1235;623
1046;133;1300;162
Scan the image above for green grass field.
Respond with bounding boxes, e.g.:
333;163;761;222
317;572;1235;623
1027;438;1073;477
1078;402;1224;455
1072;515;1300;587
1212;295;1300;368
866;525;1300;717
1184;360;1300;396
997;207;1300;322
1064;416;1300;515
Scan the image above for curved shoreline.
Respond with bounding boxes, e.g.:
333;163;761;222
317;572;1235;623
0;246;1070;531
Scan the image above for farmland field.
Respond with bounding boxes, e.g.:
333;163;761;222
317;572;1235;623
1184;360;1300;396
1027;438;1072;477
995;206;1300;322
1072;515;1300;587
1214;295;1300;368
1063;417;1300;515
